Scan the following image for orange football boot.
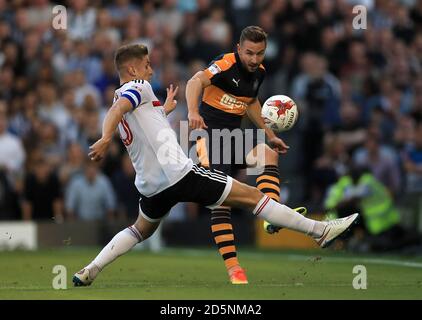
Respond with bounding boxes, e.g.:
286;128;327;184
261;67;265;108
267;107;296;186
229;268;249;285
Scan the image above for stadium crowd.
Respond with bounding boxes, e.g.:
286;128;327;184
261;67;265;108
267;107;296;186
0;0;421;240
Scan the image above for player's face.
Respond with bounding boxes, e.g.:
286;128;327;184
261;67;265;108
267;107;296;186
237;40;266;73
134;55;153;81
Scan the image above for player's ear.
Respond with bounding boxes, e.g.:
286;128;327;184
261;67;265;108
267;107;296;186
237;43;241;53
127;65;137;77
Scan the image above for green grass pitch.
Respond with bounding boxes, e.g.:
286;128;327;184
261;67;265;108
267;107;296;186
0;247;421;299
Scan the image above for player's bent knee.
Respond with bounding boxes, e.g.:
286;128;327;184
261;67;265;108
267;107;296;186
133;218;160;241
243;186;265;210
264;146;278;165
224;180;264;210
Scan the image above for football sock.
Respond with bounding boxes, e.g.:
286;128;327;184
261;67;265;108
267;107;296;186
254;196;326;238
87;225;143;277
211;207;241;274
256;165;280;202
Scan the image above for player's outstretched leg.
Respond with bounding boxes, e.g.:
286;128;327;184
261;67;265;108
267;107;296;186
223;179;359;247
210;206;248;285
264;207;307;234
250;144;308;235
73;215;160;287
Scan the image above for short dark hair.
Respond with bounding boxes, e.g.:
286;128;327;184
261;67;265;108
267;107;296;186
240;26;267;44
114;44;149;73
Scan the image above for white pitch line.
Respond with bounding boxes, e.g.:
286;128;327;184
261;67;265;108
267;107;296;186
283;254;422;269
166;249;422;269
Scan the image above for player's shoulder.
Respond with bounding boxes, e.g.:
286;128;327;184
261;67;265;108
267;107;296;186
127;79;152;87
120;79;153;92
209;52;236;71
130;79;152;85
205;53;236;78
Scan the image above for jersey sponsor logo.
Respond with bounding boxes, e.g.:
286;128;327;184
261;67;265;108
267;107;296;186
208;63;221;75
219;94;248;110
130;85;142;92
118;118;133;146
267;99;295;119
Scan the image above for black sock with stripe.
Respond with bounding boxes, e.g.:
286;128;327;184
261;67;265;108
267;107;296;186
211;207;240;272
256;165;280;202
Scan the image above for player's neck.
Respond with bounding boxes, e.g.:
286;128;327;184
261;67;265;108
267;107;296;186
120;77;133;85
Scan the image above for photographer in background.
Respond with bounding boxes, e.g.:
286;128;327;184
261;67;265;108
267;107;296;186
324;165;422;252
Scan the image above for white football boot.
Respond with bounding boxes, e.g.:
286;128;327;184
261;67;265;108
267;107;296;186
72;267;97;287
314;213;359;248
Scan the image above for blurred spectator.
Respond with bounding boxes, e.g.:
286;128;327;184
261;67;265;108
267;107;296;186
26;0;53;31
0;100;26;179
73;99;102;152
35;120;64;169
201;6;232;50
101;136;125;178
292;52;341;128
65;160;116;221
58;142;85;186
0;169;20;220
330;100;367;154
72;70;102;109
66;41;102;84
402;121;422;193
67;0;97;40
293;53;342;200
310;134;349;206
107;0;139;29
94;55;119;98
256;8;281;75
22;156;63;222
340;40;371;96
112;154;139;220
153;0;183;38
37;81;72;134
353;128;402;197
410;75;422;121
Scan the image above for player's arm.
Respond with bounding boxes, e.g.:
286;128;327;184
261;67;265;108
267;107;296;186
247;98;289;154
247;98;276;138
89;98;132;161
186;71;210;129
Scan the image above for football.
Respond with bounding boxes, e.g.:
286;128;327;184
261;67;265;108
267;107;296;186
261;95;299;132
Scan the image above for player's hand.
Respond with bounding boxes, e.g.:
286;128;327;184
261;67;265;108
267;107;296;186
188;111;208;129
88;137;110;162
268;136;289;154
163;84;179;115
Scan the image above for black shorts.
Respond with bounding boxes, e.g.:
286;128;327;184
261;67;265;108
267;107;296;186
138;164;233;222
195;123;266;176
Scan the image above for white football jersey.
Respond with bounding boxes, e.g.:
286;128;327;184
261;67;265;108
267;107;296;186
114;79;193;196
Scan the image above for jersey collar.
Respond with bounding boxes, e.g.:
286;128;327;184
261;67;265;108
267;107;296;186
235;52;254;78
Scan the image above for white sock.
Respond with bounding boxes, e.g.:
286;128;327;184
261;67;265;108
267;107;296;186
87;225;142;277
254;196;326;238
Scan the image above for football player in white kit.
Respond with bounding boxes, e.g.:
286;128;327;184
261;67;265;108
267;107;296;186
73;44;359;286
